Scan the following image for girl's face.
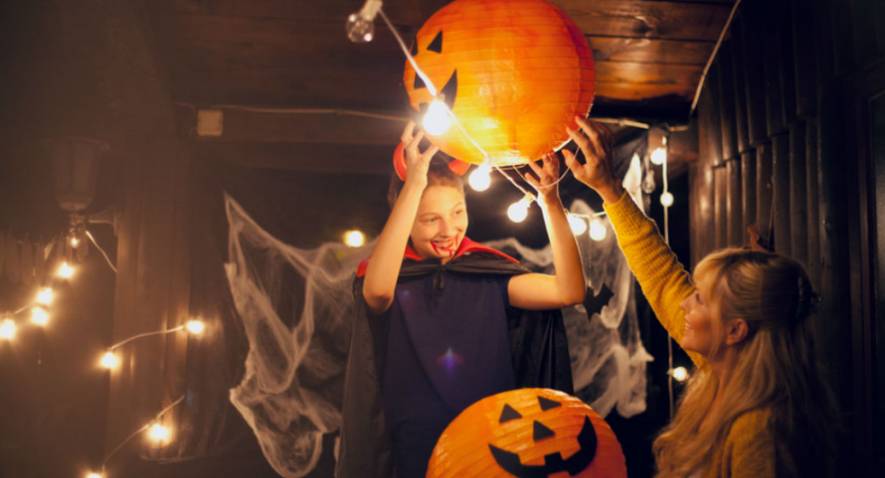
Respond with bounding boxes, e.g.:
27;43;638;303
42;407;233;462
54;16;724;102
679;274;724;357
410;185;468;261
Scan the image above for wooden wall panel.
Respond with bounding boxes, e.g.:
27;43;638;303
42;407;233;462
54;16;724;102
738;14;767;146
740;150;756;236
754;140;773;242
771;133;791;255
789;121;808;265
805;118;821;285
714;165;729;249
726;158;743;246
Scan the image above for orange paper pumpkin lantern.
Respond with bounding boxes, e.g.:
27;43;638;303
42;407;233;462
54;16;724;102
404;0;595;166
428;388;626;478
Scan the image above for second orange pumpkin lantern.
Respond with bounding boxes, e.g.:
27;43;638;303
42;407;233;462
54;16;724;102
404;0;595;166
427;388;626;477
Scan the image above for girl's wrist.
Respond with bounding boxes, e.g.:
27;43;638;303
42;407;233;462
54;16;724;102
598;183;624;204
539;191;561;205
402;177;427;194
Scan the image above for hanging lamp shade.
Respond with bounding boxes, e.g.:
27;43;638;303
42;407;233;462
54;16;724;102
46;136;108;213
404;0;595;166
427;388;626;478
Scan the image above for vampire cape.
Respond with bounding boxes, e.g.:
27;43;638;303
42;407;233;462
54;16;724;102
335;238;574;478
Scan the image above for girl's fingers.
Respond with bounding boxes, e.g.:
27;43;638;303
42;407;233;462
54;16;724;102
523;171;540;189
544;153;559;176
574;116;606;159
526;157;545;178
566;127;591;154
562;149;585;179
406;130;425;156
585;124;606;160
422;145;440;161
401;121;416;144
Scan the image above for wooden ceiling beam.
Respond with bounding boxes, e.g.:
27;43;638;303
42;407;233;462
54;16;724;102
166;0;731;40
194;141;396;175
180;105;408;145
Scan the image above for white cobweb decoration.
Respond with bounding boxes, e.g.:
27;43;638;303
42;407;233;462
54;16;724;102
224;155;651;477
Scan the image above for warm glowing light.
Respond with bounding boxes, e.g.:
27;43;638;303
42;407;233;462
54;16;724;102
70;236;81;248
670;366;689;382
0;319;16;340
147;422;172;444
30;307;50;327
660;191;674;207
650;146;668;166
422;99;453;136
589;218;607;242
35;287;54;306
85;472;104;478
343;229;366;248
56;261;76;280
507;196;532;223
468;163;492;192
100;351;120;370
185;319;205;336
567;214;587;235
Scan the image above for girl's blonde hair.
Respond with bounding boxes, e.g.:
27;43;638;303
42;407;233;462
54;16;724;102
653;248;836;477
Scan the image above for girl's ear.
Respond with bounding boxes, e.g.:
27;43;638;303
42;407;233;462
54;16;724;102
724;318;749;346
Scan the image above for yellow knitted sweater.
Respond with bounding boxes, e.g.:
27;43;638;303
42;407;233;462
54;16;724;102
604;192;775;478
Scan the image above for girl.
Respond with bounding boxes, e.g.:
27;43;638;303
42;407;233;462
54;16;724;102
337;122;586;478
563;117;836;477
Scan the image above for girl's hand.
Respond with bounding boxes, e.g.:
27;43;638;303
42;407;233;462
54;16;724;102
524;153;562;204
400;121;439;188
563;116;623;203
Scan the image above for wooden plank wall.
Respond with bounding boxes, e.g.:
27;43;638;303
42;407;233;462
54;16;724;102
691;0;885;471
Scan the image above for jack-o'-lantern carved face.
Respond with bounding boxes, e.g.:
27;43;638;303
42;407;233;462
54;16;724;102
428;388;626;478
404;0;595;166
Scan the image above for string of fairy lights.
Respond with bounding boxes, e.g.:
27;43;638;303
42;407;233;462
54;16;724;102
0;228;205;478
347;1;691;412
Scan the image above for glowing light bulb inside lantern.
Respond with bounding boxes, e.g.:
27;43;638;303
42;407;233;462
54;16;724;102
185;319;205;336
99;351;120;370
589;218;607;242
468;163;492;192
567;214;587;235
30;306;49;327
0;319;16;341
343;229;366;248
650;146;668;166
670;366;689;382
56;261;75;280
70;236;81;248
85;471;104;478
422;99;453;136
660;192;674;207
147;422;172;445
35;287;54;306
346;0;382;43
507;196;532;223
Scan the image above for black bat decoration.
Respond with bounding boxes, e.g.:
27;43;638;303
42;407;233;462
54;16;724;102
583;283;614;319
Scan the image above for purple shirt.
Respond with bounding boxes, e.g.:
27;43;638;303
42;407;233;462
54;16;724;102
380;269;516;477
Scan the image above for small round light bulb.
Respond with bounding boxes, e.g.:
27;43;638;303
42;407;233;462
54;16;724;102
567;214;588;235
422;99;453;136
468;164;492;192
589;218;608;242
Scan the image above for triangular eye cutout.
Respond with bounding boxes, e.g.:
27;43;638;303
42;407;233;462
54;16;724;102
499;404;522;423
428;31;443;53
538;396;561;411
533;420;556;441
